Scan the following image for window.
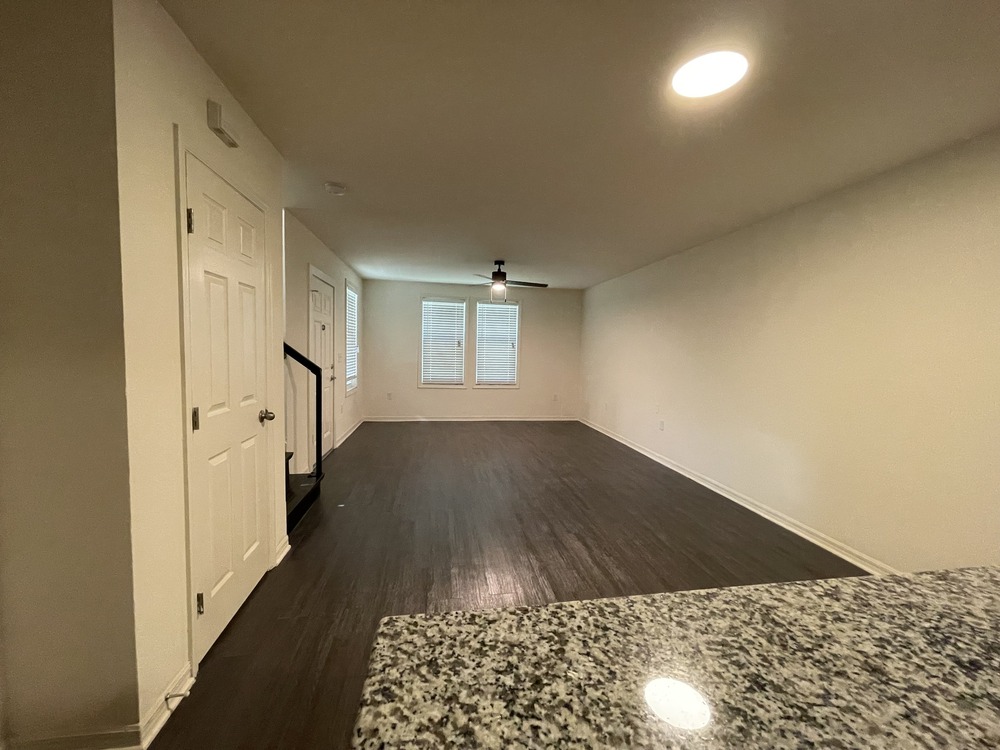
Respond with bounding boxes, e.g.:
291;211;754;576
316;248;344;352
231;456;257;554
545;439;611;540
476;301;519;386
421;298;466;385
345;284;359;391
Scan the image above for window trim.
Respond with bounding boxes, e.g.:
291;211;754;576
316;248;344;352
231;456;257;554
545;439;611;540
345;281;360;394
419;295;468;388
474;299;520;388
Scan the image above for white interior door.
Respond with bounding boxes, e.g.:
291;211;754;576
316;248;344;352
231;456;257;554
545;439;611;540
309;274;335;460
185;154;270;664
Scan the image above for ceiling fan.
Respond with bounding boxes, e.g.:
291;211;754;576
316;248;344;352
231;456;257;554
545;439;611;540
475;260;549;294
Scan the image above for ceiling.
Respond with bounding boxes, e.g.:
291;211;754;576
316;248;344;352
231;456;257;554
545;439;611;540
160;0;1000;288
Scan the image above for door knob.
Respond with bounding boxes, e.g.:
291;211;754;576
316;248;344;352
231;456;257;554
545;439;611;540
258;409;276;424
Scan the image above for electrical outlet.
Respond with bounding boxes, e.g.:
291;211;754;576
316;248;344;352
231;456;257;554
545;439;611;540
387;392;392;401
552;394;559;402
340;403;344;414
658;420;665;431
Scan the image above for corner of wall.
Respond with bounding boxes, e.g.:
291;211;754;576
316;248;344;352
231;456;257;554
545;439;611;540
137;664;194;749
1;0;142;741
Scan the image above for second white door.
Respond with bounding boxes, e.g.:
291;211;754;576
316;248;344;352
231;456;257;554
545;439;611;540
309;274;335;462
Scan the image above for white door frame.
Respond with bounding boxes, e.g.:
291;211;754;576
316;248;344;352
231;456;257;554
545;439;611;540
174;127;277;676
308;264;337;460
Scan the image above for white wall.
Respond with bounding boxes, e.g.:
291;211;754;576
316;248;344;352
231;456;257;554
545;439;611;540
112;0;287;735
364;281;583;420
0;0;140;744
0;671;5;750
582;130;1000;573
284;213;364;471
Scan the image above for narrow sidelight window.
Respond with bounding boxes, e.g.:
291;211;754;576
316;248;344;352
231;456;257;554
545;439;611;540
345;284;360;391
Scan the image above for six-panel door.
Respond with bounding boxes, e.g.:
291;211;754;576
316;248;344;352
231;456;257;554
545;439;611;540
186;154;270;664
310;274;336;460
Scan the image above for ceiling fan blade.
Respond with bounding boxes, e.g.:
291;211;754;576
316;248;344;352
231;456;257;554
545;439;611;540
507;280;549;288
474;274;493;280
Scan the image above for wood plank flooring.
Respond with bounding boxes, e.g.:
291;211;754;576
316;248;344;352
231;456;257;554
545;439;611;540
150;421;865;750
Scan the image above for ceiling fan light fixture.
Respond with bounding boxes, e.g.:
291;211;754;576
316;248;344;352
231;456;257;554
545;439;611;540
475;260;548;294
491;260;507;286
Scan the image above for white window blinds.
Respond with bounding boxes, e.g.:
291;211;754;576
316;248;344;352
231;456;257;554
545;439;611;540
421;298;466;385
476;301;519;385
345;285;359;391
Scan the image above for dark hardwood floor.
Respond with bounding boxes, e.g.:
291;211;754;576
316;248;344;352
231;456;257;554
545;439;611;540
150;421;865;750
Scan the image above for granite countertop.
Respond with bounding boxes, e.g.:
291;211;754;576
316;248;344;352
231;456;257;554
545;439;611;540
353;568;1000;748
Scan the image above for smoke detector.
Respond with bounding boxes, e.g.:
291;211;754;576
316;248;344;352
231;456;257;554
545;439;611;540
324;181;348;196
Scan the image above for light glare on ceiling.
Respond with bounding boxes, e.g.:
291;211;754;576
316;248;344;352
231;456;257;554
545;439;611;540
671;51;748;98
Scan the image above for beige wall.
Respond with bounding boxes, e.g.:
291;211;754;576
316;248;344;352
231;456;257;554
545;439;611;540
283;213;364;472
0;0;140;743
582;130;1000;573
112;0;286;733
364;281;583;420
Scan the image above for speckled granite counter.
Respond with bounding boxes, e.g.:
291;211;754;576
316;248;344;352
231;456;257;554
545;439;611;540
353;568;1000;748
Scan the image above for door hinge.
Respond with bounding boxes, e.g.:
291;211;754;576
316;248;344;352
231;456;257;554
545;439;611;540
186;208;194;234
196;592;205;615
192;406;200;431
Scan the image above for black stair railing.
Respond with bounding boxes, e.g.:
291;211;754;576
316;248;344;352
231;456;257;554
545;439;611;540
283;342;324;480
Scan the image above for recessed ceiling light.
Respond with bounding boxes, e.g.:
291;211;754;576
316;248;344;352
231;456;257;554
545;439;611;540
671;51;748;98
324;181;348;195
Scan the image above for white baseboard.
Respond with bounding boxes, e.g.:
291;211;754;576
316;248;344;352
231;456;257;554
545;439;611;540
363;416;579;422
10;729;142;750
579;419;898;576
334;418;364;447
138;664;194;749
273;535;291;567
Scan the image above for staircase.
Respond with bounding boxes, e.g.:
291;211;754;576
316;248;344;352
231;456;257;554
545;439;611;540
284;343;325;531
285;451;321;531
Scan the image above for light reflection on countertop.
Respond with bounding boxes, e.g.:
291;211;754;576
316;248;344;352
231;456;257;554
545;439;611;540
353;568;1000;748
644;678;712;731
